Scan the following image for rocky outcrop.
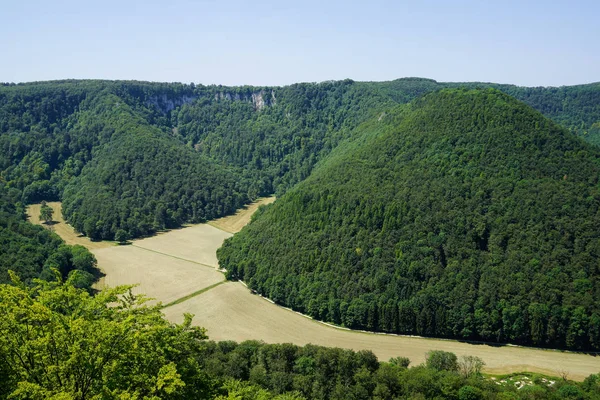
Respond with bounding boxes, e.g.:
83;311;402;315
214;89;277;111
146;94;197;113
149;89;277;113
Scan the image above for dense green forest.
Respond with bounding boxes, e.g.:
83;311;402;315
59;94;250;239
2;277;600;399
0;187;98;288
2;78;600;351
1;78;599;241
218;88;600;350
370;78;600;145
2;78;600;397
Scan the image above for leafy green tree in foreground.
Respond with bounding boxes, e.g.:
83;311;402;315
425;350;458;372
0;271;211;399
38;201;54;224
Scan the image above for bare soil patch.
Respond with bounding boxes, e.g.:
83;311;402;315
163;282;600;381
27;202;112;250
209;197;276;233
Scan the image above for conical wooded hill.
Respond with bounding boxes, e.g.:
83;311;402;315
218;88;600;350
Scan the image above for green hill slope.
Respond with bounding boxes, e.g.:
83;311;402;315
1;79;599;242
59;94;250;240
0;190;98;288
218;88;600;350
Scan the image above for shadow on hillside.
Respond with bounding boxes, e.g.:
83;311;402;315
89;267;106;295
458;339;506;348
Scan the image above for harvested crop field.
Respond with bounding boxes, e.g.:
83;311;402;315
132;224;231;267
27;202;112;250
209;196;276;233
27;201;600;380
93;245;224;305
27;202;229;305
163;281;600;381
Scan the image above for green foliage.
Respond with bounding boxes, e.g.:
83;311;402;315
3;78;600;397
458;385;483;400
38;200;53;223
0;191;98;289
372;78;600;145
389;356;411;368
2;79;600;243
2;276;600;399
197;340;600;399
426;350;459;372
218;89;600;350
0;274;211;399
114;229;130;244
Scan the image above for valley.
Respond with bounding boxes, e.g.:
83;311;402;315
7;78;600;398
27;199;600;381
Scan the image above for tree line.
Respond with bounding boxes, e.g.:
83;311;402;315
0;190;98;289
2;276;599;399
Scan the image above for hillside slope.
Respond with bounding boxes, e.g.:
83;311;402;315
218;88;600;350
59;94;249;240
1;79;599;242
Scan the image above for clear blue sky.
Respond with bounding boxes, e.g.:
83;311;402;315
2;0;598;86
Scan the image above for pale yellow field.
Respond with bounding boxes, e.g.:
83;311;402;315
163;281;600;381
132;224;232;267
27;202;229;305
27;200;600;380
93;245;224;305
27;202;112;249
209;197;276;233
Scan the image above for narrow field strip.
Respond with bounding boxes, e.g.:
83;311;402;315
164;281;600;381
209;197;276;233
161;280;227;309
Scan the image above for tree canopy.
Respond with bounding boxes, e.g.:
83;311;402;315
1;78;599;241
38;201;53;223
2;275;600;399
218;89;600;350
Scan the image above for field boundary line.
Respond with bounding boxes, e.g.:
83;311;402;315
161;280;227;309
207;222;234;234
130;244;220;271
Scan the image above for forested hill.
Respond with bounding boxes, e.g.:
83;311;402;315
372;78;600;145
59;93;250;239
0;79;395;240
1;78;600;241
218;88;600;350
